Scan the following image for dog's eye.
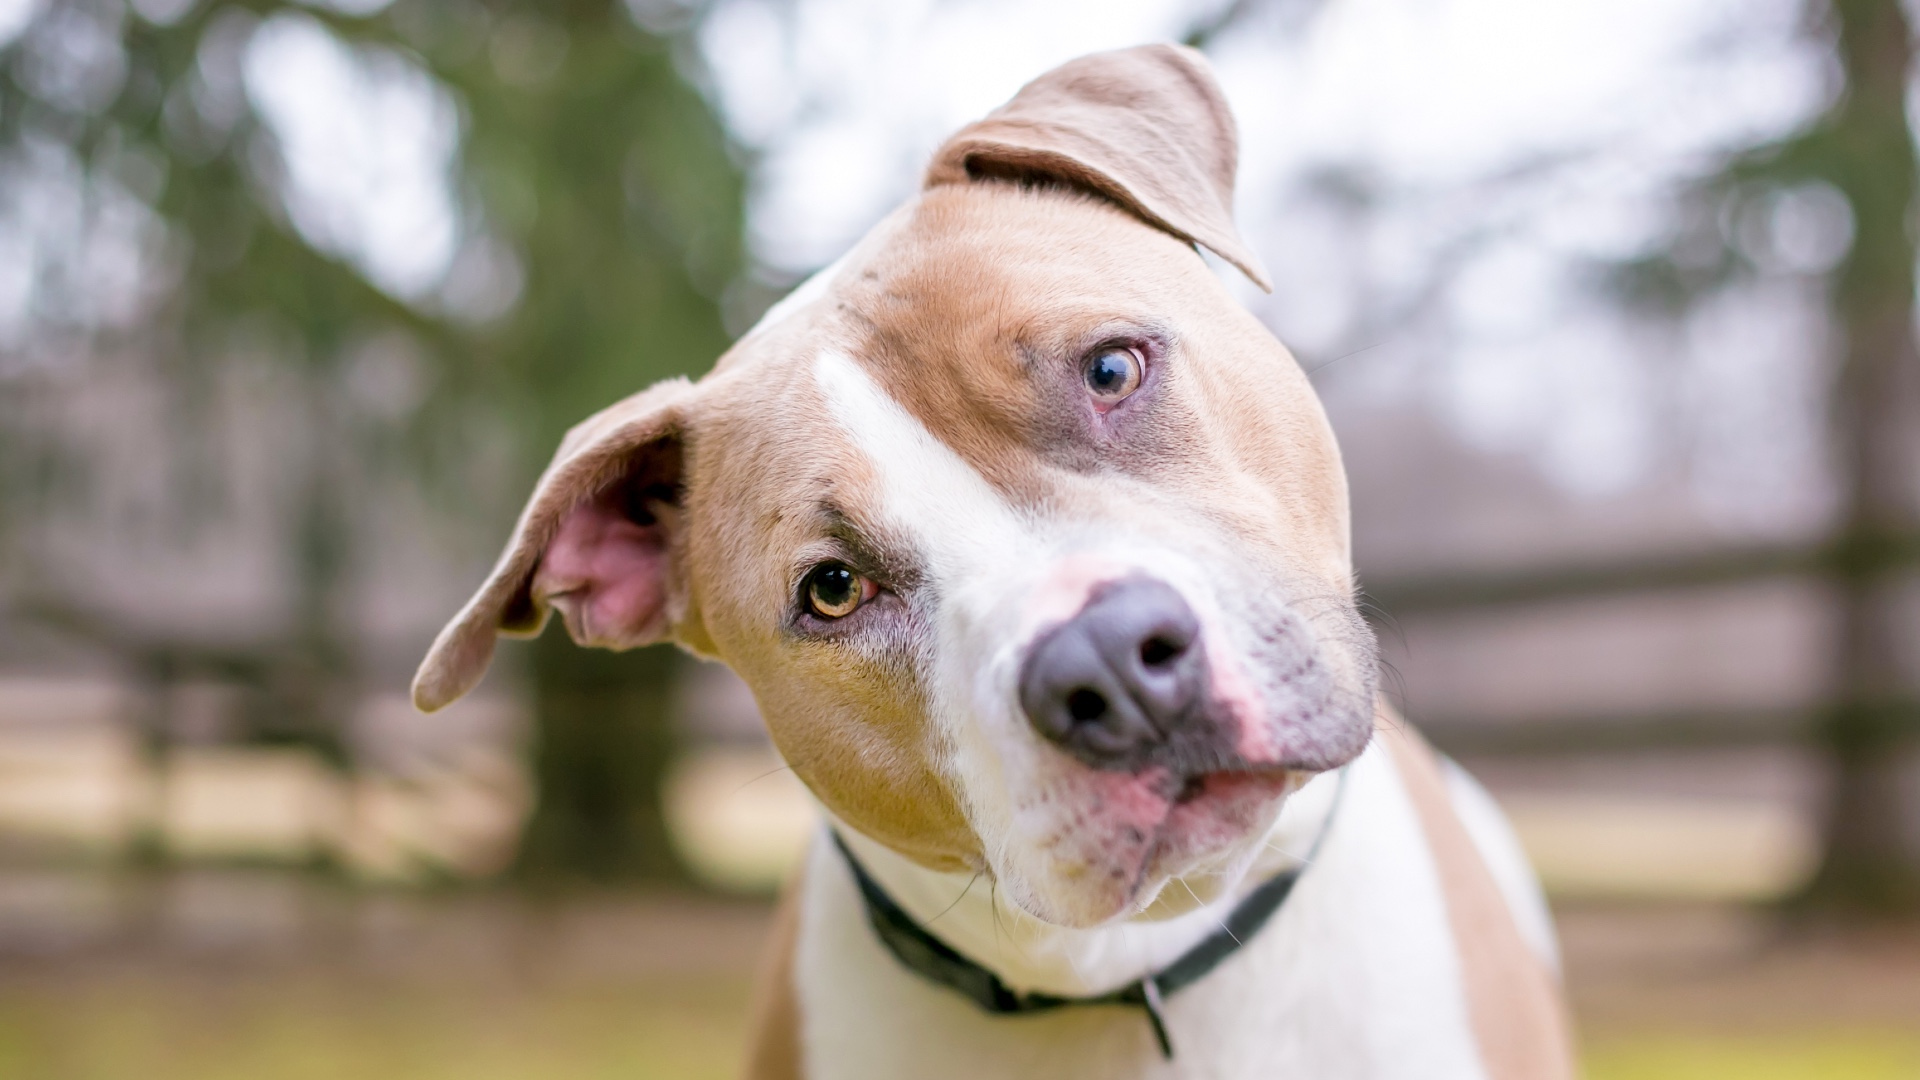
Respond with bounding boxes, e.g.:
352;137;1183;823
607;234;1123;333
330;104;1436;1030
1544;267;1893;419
1084;345;1143;404
804;561;876;620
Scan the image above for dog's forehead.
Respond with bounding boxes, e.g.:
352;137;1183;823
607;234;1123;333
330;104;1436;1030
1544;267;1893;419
841;188;1215;453
687;340;1023;636
719;186;1229;498
698;182;1341;566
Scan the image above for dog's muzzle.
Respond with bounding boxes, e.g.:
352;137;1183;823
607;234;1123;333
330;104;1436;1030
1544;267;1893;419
1019;576;1233;773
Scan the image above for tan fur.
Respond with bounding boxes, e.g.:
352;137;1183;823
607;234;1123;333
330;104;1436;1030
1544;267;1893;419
1379;718;1579;1080
411;148;1361;881
411;376;699;711
709;184;1369;880
410;44;1567;1077
823;184;1353;589
741;870;807;1080
925;43;1272;290
679;358;981;871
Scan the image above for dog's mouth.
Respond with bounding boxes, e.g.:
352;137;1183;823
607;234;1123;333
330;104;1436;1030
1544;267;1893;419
1163;764;1293;809
990;706;1373;929
1163;765;1301;845
995;575;1373;925
1172;773;1211;805
1104;765;1307;910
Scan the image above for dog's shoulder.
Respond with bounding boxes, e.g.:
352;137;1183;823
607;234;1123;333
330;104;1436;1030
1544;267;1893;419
741;867;808;1080
1376;719;1575;1080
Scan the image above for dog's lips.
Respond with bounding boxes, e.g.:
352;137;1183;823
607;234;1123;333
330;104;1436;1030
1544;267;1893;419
1059;766;1300;914
1151;768;1299;868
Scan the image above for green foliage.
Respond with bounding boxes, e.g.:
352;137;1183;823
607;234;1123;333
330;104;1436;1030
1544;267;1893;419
1;0;746;878
1602;0;1912;322
4;0;740;483
1597;0;1920;909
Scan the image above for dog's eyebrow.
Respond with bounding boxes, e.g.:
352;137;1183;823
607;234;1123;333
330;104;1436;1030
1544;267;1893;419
808;500;924;590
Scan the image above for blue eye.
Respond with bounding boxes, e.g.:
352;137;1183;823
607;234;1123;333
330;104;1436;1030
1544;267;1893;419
1084;346;1143;403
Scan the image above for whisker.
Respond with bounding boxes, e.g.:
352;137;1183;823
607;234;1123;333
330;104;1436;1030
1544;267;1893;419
729;764;796;796
1263;838;1310;864
925;871;982;926
989;879;1004;956
1375;654;1411;713
1179;877;1241;946
1303;339;1387;376
1063;943;1089;984
988;879;1031;963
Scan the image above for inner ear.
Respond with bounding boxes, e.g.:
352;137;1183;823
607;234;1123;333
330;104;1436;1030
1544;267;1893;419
527;436;683;651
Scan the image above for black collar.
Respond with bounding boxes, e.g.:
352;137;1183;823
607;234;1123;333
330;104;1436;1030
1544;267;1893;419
831;768;1347;1060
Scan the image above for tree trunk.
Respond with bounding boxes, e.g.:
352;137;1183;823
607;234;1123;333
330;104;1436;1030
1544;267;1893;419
516;631;686;883
1806;0;1920;910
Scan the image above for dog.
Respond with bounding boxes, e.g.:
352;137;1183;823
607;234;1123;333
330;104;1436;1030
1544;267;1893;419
411;44;1576;1080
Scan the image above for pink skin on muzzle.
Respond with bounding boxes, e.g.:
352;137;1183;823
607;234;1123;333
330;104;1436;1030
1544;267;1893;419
1013;557;1300;915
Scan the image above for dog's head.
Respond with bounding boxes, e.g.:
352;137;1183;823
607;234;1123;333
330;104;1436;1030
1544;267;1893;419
414;45;1376;927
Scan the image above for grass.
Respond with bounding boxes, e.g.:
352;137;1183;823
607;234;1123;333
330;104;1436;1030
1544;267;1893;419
1;979;1918;1080
0;977;750;1080
1584;1032;1920;1080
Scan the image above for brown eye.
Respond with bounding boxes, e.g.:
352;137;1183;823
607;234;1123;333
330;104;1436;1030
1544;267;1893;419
1084;345;1143;403
804;561;875;619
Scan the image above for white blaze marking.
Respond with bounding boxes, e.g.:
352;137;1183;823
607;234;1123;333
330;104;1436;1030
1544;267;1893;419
810;348;1290;932
812;348;1060;927
812;350;1031;591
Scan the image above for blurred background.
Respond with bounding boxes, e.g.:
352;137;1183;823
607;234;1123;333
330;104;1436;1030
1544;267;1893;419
1;0;1918;1076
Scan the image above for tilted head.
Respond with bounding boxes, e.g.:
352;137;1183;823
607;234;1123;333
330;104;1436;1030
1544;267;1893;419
414;44;1377;927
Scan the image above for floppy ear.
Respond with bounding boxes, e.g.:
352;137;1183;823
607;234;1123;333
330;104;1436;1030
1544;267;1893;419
412;377;699;712
924;43;1271;291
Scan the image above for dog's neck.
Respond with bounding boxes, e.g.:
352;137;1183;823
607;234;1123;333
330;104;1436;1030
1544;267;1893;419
831;768;1344;998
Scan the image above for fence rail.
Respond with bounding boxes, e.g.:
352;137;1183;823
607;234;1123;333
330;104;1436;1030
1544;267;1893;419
1363;534;1920;757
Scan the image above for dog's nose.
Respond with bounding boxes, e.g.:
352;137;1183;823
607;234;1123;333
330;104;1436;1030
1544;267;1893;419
1019;577;1209;769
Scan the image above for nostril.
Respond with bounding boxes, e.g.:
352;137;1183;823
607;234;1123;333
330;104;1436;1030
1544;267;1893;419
1066;688;1109;723
1019;577;1210;767
1139;636;1184;668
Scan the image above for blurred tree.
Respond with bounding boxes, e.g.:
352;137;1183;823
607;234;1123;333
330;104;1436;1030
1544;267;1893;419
424;0;743;882
1613;0;1920;910
1801;0;1920;912
0;0;743;881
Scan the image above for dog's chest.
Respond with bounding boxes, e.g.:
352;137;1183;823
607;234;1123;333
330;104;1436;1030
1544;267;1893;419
790;744;1491;1080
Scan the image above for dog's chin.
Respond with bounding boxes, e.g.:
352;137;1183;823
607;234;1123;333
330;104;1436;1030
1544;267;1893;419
1006;767;1306;928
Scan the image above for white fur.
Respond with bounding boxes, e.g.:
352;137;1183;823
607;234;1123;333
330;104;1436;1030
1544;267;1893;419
833;764;1342;996
812;347;1070;919
798;740;1492;1079
801;352;1536;1077
812;350;1337;927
